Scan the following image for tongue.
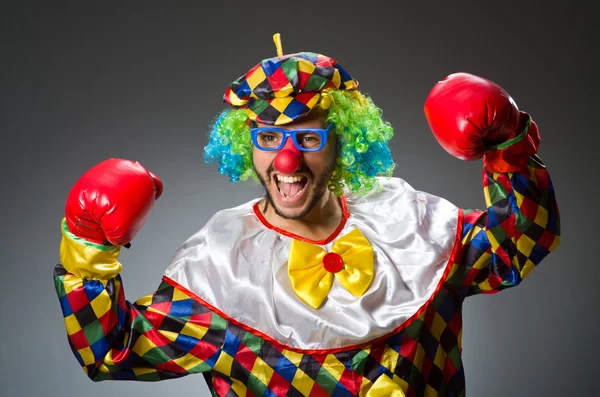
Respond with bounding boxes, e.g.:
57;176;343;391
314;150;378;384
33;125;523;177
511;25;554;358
283;181;303;197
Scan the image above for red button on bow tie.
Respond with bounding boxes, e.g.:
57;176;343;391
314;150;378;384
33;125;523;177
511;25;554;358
322;252;344;273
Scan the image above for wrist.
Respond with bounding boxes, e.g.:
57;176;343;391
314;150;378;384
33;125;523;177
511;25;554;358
483;112;540;173
486;115;532;151
59;218;122;279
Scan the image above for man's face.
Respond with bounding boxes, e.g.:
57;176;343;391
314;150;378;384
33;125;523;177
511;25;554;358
253;112;337;220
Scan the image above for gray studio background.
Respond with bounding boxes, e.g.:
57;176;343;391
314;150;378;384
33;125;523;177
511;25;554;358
1;1;596;396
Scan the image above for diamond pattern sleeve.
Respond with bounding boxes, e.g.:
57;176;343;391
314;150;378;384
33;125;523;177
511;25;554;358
445;155;560;297
53;220;226;381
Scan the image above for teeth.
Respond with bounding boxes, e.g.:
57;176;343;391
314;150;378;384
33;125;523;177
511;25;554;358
276;175;303;183
276;175;305;199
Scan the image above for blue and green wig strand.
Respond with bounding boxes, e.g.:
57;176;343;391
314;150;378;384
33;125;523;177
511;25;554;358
204;90;396;196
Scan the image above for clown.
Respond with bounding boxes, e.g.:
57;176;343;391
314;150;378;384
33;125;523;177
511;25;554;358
54;34;560;396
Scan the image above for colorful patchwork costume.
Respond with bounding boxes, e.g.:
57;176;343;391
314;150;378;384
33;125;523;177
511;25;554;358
54;36;560;396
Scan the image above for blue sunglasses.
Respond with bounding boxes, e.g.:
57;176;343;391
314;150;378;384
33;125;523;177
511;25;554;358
251;123;335;152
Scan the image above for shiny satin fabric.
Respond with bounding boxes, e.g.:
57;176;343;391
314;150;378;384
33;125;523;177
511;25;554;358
59;218;123;280
164;177;459;351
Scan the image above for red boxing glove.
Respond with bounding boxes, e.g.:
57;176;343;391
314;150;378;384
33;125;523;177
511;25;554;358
65;158;163;245
424;72;539;172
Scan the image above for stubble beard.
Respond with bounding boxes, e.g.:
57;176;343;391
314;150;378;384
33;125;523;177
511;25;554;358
256;159;336;220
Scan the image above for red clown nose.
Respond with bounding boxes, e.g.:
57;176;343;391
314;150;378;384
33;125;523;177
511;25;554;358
274;138;301;174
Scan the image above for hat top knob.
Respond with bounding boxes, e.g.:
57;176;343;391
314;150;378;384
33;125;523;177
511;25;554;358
273;33;283;57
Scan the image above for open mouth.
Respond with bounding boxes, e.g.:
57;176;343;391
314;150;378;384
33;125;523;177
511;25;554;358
274;174;309;202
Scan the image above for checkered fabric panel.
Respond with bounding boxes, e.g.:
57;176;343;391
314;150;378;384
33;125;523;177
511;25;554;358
54;265;226;380
445;156;560;296
55;261;468;395
198;283;466;397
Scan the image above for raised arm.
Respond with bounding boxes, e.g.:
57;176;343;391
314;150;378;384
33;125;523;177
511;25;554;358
54;159;225;380
424;73;560;297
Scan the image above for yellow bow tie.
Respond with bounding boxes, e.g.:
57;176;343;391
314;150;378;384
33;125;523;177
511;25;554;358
287;228;374;309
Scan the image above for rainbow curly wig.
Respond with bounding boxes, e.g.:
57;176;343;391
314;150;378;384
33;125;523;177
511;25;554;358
204;90;395;197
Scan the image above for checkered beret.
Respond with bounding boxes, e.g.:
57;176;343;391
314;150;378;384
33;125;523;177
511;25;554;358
223;52;359;125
